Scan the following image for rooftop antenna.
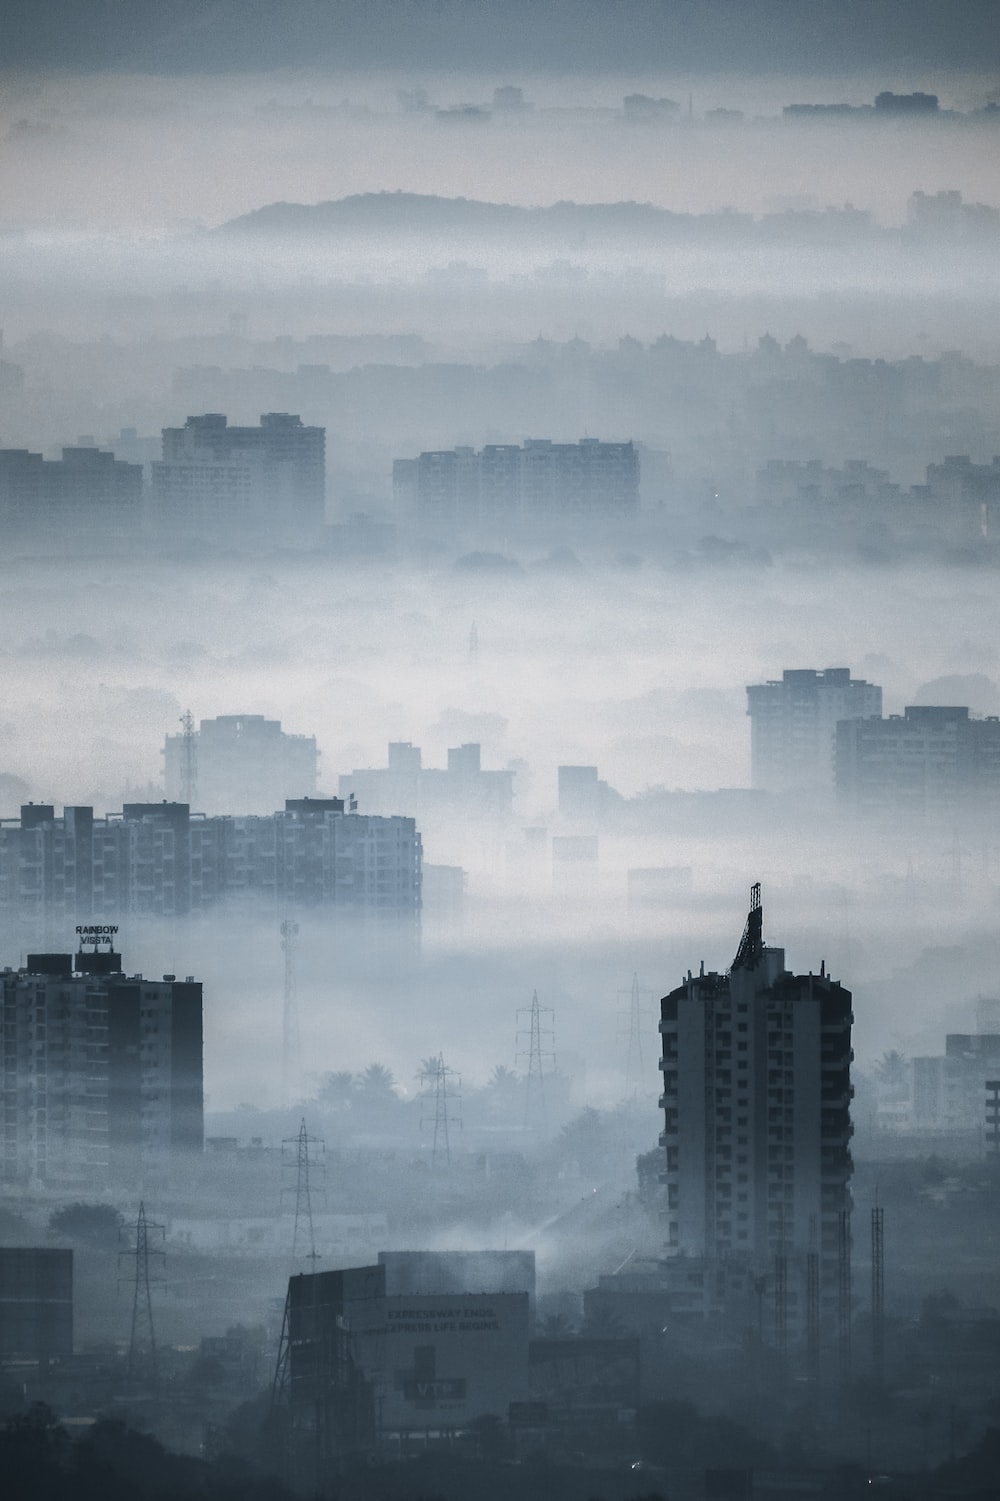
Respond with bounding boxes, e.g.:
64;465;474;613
179;709;197;806
419;1052;462;1167
119;1202;165;1386
731;881;763;971
280;918;300;1108
517;990;555;1135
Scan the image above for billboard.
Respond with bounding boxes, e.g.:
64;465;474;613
354;1291;530;1431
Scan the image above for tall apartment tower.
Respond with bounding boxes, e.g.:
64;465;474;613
0;945;203;1188
659;887;853;1309
152;413;325;538
746;667;881;794
163;714;318;813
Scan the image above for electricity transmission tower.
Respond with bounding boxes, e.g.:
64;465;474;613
517;990;555;1134
282;1119;325;1262
871;1203;885;1385
119;1202;165;1385
179;709;198;806
617;973;654;1097
419;1052;462;1167
280;918;300;1108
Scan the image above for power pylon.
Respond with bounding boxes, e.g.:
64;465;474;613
617;973;654;1097
179;709;197;806
419;1052;462;1167
282;1119;325;1262
119;1202;165;1385
280;918;300;1108
517;990;555;1134
871;1203;885;1385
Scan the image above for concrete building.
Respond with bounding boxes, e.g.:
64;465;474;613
340;742;513;822
836;705;1000;817
0;945;203;1188
0;1248;73;1359
746;667;882;794
0;800;422;942
394;439;639;523
659;886;853;1315
0;445;142;534
151;412;325;538
163;714;318;814
281;1258;531;1468
911;1031;1000;1136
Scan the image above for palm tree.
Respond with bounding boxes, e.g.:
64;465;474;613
359;1062;397;1099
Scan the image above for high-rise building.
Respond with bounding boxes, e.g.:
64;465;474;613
746;667;882;794
836;705;1000;817
0;445;142;535
659;887;853;1311
163;714;318;813
0;800;421;942
151;413;325;537
0;945;203;1187
394;439;639;523
340;742;513;821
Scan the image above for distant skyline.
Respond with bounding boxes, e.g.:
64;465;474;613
3;0;999;75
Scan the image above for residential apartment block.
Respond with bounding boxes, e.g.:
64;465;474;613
0;800;422;944
1;946;202;1188
163;713;318;813
151;412;325;537
746;667;882;794
393;438;639;523
659;887;853;1315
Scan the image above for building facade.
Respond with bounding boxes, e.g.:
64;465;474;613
393;439;639;523
659;887;853;1313
746;667;882;794
0;946;203;1188
836;705;1000;817
0;800;422;943
0;445;142;535
339;742;513;822
151;412;325;537
163;713;318;813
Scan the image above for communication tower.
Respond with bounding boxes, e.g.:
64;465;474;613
517;990;555;1134
119;1202;165;1385
179;709;198;806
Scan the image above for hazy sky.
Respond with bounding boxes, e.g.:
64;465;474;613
4;0;999;75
